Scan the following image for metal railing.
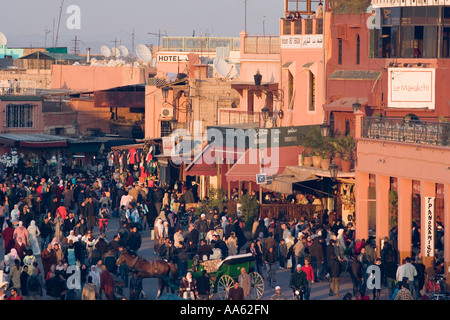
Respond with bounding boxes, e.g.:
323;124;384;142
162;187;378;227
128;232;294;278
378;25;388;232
219;110;262;126
361;117;450;147
243;36;280;54
0;80;37;96
160;36;240;52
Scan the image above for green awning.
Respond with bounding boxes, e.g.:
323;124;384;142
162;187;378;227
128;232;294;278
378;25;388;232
329;70;381;81
69;142;101;154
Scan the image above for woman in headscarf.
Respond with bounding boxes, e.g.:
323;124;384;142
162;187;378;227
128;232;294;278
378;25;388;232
53;211;64;242
81;275;97;300
88;265;101;297
27;220;41;255
22;249;36;275
153;218;165;253
10;205;20;227
13;221;29;246
6;248;20;267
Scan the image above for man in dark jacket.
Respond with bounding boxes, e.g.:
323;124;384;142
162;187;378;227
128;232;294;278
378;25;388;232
129;270;143;300
83;197;97;231
126;226;142;253
289;264;308;300
309;236;325;281
227;280;244;300
196;270;210;300
63;212;78;237
328;254;341;297
350;255;364;296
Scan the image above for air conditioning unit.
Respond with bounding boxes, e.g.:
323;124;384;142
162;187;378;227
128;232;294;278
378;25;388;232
161;107;173;118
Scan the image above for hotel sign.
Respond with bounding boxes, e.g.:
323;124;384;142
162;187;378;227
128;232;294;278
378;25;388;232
388;68;435;109
425;197;435;258
157;54;189;62
281;35;323;49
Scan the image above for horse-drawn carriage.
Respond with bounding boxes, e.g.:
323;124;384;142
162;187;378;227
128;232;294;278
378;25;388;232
188;253;265;300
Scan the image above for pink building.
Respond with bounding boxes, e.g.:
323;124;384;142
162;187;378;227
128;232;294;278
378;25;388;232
0;96;44;134
51;64;153;92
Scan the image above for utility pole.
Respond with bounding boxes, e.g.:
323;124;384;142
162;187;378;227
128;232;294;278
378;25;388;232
244;0;248;34
71;36;81;55
55;0;65;47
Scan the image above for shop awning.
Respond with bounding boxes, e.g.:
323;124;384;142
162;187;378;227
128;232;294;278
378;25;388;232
329;70;381;81
323;97;368;112
225;145;303;182
185;144;246;177
0;134;68;148
264;166;319;194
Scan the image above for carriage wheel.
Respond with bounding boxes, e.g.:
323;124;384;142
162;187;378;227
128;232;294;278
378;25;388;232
248;272;265;300
217;275;234;300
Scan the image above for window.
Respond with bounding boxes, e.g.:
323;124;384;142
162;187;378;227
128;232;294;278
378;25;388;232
356;35;360;65
338;39;343;65
160;120;172;137
287;71;294;110
6;103;35;128
308;71;316;112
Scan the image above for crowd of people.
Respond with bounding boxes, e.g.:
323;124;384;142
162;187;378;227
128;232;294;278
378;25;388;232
0;169;445;301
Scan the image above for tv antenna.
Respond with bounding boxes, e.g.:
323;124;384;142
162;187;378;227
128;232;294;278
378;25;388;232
148;30;167;50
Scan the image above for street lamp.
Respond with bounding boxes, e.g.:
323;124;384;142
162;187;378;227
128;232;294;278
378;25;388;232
353;99;361;114
320;121;331;138
329;162;339;181
254;69;262;87
161;86;173;102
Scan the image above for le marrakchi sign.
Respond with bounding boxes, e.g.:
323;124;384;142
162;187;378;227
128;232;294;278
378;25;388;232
388;68;435;110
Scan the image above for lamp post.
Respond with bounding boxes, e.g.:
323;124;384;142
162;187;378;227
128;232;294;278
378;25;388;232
329;162;338;182
320;121;331;138
161;86;172;102
352;99;361;114
261;106;270;128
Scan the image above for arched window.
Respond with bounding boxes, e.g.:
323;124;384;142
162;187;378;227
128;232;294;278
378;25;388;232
338;39;343;65
356;35;360;65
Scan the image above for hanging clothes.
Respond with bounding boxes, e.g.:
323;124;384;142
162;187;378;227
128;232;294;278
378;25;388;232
128;148;140;165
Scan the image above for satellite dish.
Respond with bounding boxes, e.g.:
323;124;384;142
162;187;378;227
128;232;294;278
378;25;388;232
100;45;111;58
119;45;129;57
111;47;121;58
0;32;7;46
213;58;238;79
136;44;152;63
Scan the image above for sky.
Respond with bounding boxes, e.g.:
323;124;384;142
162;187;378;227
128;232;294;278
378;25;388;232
0;0;284;54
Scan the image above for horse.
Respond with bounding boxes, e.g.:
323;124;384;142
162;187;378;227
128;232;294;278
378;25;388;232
116;250;178;299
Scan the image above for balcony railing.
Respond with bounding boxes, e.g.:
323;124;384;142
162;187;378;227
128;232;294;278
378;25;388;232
280;18;324;35
361;117;450;147
243;36;280;54
0;80;37;96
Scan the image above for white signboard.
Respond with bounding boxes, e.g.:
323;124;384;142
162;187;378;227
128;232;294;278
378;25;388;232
281;35;323;49
388;68;435;109
301;35;323;48
157;54;189;63
162;136;176;157
425;197;435;258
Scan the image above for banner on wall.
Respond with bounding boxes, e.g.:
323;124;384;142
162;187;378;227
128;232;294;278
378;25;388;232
424;197;435;258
